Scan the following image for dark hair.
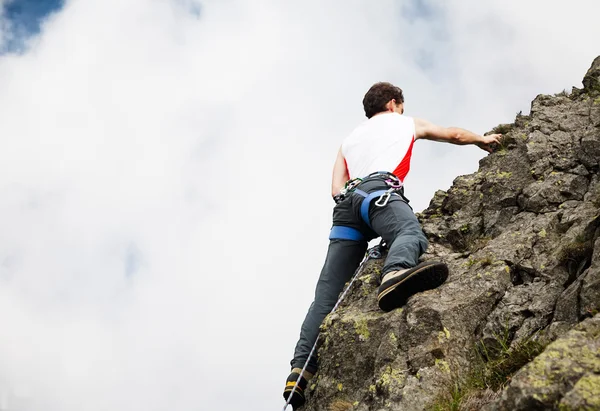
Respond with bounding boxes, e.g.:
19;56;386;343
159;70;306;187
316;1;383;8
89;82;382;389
362;82;404;119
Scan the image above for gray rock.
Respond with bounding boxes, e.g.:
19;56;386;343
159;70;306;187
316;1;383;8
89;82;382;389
485;315;600;411
583;56;600;95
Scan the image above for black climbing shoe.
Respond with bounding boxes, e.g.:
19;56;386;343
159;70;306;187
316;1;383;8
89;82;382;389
283;368;313;409
377;261;449;312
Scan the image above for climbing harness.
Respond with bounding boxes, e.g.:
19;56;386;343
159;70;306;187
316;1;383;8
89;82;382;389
357;173;404;227
330;172;405;241
282;243;387;411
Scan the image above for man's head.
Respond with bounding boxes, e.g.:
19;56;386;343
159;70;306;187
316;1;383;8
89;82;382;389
362;82;404;119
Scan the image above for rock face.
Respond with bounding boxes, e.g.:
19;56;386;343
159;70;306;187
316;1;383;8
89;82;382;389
485;315;600;411
302;57;600;411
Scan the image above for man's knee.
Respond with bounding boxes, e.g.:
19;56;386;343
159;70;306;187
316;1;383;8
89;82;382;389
389;227;428;252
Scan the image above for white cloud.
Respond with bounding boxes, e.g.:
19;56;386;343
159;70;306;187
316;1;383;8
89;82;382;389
0;0;598;409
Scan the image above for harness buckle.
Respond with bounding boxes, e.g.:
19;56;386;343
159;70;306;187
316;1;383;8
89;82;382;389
345;178;362;192
375;191;391;207
385;178;402;189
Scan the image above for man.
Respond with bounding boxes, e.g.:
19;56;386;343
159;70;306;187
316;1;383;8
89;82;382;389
283;82;501;409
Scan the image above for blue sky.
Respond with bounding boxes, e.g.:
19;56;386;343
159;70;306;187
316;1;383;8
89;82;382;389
1;0;63;52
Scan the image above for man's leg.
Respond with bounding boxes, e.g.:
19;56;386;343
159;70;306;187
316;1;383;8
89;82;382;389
370;197;428;273
284;237;366;408
291;238;367;372
370;197;448;311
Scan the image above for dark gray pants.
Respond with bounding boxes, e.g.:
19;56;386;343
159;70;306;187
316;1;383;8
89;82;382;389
290;178;428;373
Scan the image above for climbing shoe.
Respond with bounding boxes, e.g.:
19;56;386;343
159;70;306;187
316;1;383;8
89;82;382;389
283;368;313;409
377;261;449;312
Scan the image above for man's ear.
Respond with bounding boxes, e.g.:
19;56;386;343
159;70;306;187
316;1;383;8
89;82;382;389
384;99;395;111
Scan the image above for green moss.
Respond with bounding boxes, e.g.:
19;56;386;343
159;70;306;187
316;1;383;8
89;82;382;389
539;228;547;238
438;327;451;343
337;382;343;391
361;283;371;297
354;318;370;341
436;359;451;373
389;332;398;343
496;171;513;179
444;327;451;339
522;332;600;393
376;366;406;390
593;97;600;105
322;315;334;330
567;374;600;407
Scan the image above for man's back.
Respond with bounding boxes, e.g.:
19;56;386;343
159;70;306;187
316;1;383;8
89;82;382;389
342;113;415;181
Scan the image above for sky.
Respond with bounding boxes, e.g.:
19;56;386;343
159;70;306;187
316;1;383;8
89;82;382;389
0;0;598;410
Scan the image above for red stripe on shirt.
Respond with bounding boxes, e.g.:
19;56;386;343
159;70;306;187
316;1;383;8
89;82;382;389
392;136;415;181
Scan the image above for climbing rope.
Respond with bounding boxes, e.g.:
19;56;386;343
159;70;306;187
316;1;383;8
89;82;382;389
282;243;386;411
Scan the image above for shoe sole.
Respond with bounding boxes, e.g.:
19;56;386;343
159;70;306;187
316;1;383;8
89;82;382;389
283;375;307;409
377;261;448;312
283;387;305;409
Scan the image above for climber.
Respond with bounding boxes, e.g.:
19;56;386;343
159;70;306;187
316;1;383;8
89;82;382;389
283;82;502;409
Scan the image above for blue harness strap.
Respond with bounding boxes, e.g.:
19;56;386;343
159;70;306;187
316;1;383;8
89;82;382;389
329;226;365;241
354;189;391;228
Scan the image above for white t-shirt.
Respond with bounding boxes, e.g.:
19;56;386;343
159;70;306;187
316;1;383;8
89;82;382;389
341;113;415;181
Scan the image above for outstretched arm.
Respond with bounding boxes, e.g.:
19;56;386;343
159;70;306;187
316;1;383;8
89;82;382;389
414;117;501;153
332;147;349;197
